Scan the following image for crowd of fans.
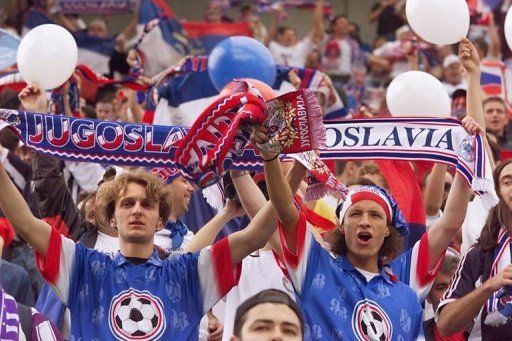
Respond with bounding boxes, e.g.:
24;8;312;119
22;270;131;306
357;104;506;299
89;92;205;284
2;0;512;340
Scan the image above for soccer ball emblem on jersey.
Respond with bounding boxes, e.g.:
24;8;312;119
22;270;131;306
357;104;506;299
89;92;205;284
109;289;166;340
352;300;392;340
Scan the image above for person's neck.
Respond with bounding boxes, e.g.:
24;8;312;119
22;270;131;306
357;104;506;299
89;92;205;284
337;173;351;185
333;32;348;40
98;225;118;237
489;129;505;138
120;240;154;259
169;208;185;223
347;252;379;273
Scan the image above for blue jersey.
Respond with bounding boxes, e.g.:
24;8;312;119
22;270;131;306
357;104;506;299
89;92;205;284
36;229;240;340
278;213;426;340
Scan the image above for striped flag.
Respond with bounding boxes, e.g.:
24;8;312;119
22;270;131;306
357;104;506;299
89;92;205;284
152;57;345;126
481;60;506;98
136;0;201;77
22;8;115;76
181;21;252;53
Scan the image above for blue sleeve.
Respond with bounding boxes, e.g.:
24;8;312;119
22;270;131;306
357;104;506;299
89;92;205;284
166;252;204;318
390;247;413;286
67;244;109;307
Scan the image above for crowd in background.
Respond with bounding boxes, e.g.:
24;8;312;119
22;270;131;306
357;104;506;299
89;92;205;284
1;0;512;340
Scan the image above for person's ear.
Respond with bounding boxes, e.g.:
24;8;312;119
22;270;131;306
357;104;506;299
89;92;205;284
156;219;164;232
385;225;390;237
340;223;345;234
110;217;116;228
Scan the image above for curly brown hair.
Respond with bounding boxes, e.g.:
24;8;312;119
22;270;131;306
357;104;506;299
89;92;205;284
330;224;404;260
95;171;171;229
478;158;512;251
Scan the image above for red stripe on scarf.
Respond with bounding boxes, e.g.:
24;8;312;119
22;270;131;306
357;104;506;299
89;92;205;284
376;160;426;226
305;208;335;231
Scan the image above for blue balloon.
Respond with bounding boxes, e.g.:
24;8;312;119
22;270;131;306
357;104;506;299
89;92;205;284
208;36;276;91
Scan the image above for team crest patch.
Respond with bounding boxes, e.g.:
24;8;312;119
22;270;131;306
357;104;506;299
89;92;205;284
352;300;392;340
458;135;475;163
109;289;166;340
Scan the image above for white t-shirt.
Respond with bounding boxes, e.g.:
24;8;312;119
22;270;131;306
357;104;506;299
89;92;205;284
442;79;467;97
461;196;489;255
154;228;194;252
354;267;379;283
322;37;354;76
221;250;295;340
93;231;120;257
268;38;314;68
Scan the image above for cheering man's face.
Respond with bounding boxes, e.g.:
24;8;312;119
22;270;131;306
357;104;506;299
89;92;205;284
341;200;390;265
112;182;162;244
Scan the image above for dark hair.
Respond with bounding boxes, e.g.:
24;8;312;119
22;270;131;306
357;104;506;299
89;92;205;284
346;177;376;188
233;289;303;337
486;133;501;164
0;89;21;109
478;158;512;250
483;96;507;112
0;129;20;151
334;160;363;176
277;26;294;36
330;14;348;29
440;253;460;276
472;37;489;57
330;224;404;259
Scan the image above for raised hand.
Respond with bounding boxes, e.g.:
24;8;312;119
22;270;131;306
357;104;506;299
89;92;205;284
484;264;512;293
250;124;278;161
18;85;48;112
461;116;483;135
459;38;480;74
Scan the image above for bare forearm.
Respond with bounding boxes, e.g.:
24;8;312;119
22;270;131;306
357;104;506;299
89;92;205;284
265;158;298;225
438;284;493;336
311;0;325;43
232;172;267;219
467;72;485;130
428;174;470;268
424;163;448;215
0;163;50;255
369;5;385;23
184;212;232;253
229;202;276;264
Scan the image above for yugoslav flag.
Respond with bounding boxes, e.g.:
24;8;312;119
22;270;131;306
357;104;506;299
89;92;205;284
153;58;345;126
0;71;25;93
0;29;20;71
481;60;506;98
73;33;115;76
136;0;201;77
23;8;115;76
181;21;252;53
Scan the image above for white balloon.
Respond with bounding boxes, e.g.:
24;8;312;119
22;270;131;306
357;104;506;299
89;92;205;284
406;0;469;45
386;71;451;117
17;24;77;90
505;7;512;53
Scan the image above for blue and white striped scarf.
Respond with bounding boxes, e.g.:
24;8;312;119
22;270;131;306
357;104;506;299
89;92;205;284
0;110;499;209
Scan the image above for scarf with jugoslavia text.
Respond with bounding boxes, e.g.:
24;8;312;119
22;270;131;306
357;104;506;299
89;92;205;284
484;228;512;326
0;109;498;209
174;80;326;187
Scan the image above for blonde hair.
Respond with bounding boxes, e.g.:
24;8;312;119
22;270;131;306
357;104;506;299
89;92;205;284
95;171;171;228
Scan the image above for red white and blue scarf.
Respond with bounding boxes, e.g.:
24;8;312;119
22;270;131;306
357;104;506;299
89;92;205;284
485;228;512;326
0;109;498;209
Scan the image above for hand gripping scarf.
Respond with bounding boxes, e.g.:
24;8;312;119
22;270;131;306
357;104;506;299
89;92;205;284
0;109;498;209
174;80;326;187
484;228;512;327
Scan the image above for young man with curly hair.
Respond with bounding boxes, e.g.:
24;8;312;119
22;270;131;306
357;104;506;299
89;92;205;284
250;114;478;338
0;86;291;340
